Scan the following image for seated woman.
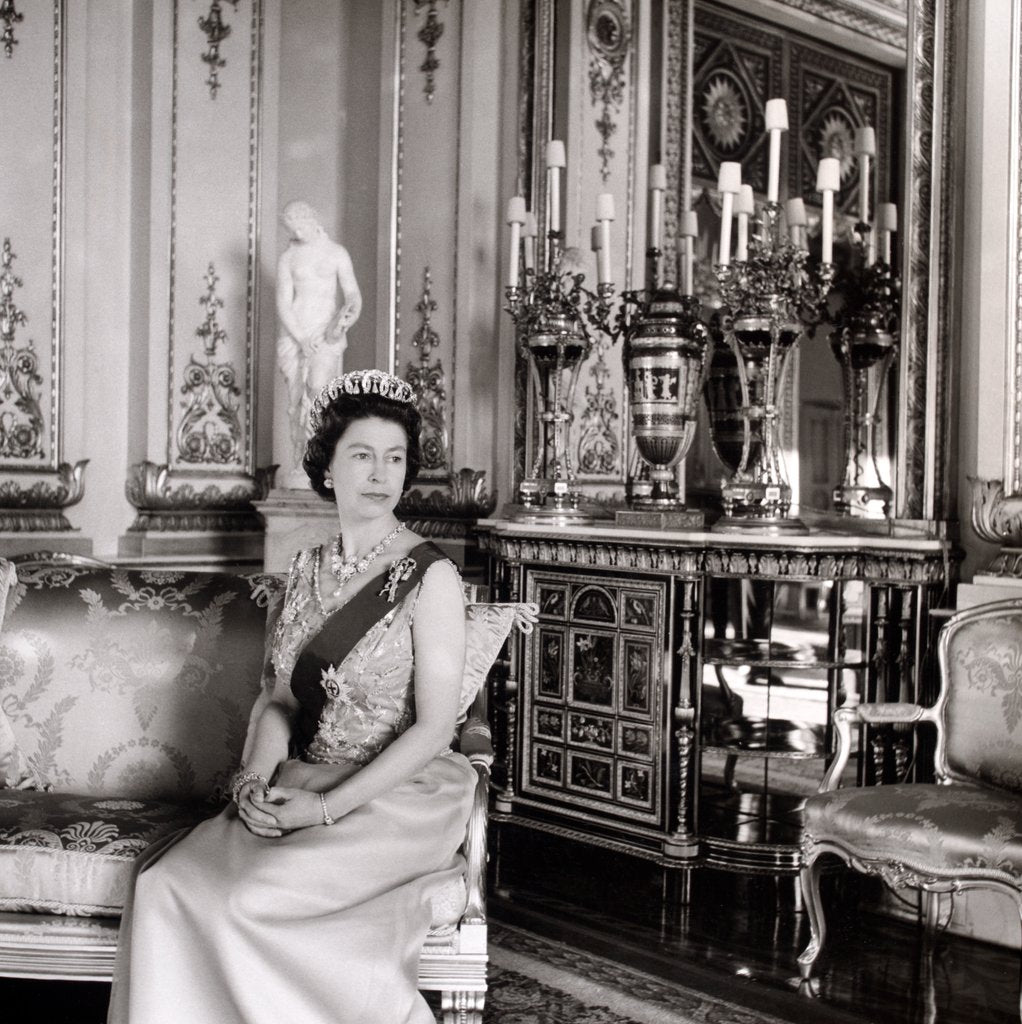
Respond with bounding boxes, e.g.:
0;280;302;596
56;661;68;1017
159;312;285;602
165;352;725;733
108;369;474;1024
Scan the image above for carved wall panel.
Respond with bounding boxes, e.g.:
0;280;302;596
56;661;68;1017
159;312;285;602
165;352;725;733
126;0;272;536
395;0;460;481
0;0;87;531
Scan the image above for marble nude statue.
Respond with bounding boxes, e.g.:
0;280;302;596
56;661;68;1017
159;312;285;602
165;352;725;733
276;201;363;487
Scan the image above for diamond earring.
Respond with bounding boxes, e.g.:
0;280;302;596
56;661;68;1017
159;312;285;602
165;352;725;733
324;475;334;489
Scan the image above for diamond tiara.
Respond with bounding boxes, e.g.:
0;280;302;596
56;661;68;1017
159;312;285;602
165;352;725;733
311;370;416;428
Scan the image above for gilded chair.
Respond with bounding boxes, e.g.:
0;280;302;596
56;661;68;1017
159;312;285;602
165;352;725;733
798;598;1022;1019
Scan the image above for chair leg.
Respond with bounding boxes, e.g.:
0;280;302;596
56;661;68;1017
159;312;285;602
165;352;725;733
442;989;485;1024
797;854;827;982
920;890;939;951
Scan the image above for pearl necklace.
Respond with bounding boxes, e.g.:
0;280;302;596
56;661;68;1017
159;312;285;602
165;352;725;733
329;523;406;597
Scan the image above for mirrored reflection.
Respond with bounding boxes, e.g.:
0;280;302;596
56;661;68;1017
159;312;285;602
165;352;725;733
700;578;867;841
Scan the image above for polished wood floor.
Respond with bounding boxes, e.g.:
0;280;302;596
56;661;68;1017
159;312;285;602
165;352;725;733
491;823;1021;1024
3;821;1020;1023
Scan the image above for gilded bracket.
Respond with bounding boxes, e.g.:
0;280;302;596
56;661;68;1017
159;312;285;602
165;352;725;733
177;263;242;466
406;267;449;476
125;461;276;533
413;0;450;104
397;468;497;539
586;0;631;182
0;0;22;58
0;460;88;532
198;0;240;99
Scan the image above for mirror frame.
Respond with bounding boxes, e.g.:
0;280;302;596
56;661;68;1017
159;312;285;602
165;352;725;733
520;0;959;524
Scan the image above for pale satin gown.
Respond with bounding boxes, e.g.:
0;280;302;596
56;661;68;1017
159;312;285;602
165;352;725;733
108;544;476;1024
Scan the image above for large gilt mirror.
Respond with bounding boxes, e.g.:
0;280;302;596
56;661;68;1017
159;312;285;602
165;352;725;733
517;0;956;524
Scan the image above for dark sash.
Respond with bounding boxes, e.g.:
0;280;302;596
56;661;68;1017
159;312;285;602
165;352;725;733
290;540;448;754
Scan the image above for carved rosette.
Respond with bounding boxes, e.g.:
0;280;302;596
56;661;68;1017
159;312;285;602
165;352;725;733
126;461;276;533
405;268;449;477
177;264;243;466
0;460;88;532
586;0;630;183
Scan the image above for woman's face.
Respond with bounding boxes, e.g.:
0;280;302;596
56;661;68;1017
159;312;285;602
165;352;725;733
327;415;408;521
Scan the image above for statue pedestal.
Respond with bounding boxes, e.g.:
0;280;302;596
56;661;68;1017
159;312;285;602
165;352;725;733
256;488;337;572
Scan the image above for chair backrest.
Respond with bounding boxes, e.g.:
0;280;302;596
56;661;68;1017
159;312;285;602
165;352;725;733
938;598;1022;793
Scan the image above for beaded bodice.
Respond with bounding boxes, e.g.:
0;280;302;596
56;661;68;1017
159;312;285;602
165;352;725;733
271;545;438;767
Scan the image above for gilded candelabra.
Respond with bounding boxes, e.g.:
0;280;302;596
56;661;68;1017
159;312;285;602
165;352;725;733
504;235;613;524
714;201;834;530
829;229;900;518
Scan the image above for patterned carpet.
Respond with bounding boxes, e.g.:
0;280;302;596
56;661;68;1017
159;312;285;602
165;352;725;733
432;921;791;1024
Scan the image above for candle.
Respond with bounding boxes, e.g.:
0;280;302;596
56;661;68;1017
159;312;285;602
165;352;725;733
785;198;807;249
648;164;667;251
546;140;565;236
596;192;615;285
506;196;526;288
816;157;840;264
854;126;876;226
681;209;698;296
735;185;754;262
717;161;742;267
523;211;537;271
878;202;897;264
765;98;788;204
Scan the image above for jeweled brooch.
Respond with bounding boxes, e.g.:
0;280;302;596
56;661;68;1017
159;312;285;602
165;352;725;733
379;556;417;602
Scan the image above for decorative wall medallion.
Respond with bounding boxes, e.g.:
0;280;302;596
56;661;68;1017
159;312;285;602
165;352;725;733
197;0;240;98
0;240;44;461
0;459;87;531
405;267;449;475
576;339;620;476
177;264;242;466
0;0;22;58
125;461;275;532
413;0;450;104
586;0;630;182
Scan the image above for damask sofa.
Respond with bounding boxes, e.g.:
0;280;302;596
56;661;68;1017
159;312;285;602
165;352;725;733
0;558;520;1023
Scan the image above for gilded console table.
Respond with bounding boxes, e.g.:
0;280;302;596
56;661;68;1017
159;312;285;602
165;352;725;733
478;519;954;875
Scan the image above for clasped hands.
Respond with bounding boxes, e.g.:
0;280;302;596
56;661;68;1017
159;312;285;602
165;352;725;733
236;780;326;839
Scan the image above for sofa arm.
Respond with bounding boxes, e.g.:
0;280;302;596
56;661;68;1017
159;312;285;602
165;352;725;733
820;701;938;793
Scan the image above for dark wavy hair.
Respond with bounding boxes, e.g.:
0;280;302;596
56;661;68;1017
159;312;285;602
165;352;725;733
303;392;422;500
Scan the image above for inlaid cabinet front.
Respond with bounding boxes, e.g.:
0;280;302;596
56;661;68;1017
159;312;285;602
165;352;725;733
522;571;670;835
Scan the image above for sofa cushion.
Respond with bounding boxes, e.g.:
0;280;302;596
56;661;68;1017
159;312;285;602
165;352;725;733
0;566;282;801
0;790;203;915
0;789;469;929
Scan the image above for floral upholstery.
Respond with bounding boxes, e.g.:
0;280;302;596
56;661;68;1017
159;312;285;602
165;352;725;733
0;563;507;933
0;566;282;800
803;782;1022;886
943;609;1022;793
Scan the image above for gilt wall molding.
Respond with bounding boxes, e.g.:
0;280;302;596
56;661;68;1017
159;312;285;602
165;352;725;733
0;0;74;531
412;0;449;104
756;0;907;51
586;0;630;183
1007;2;1022;495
